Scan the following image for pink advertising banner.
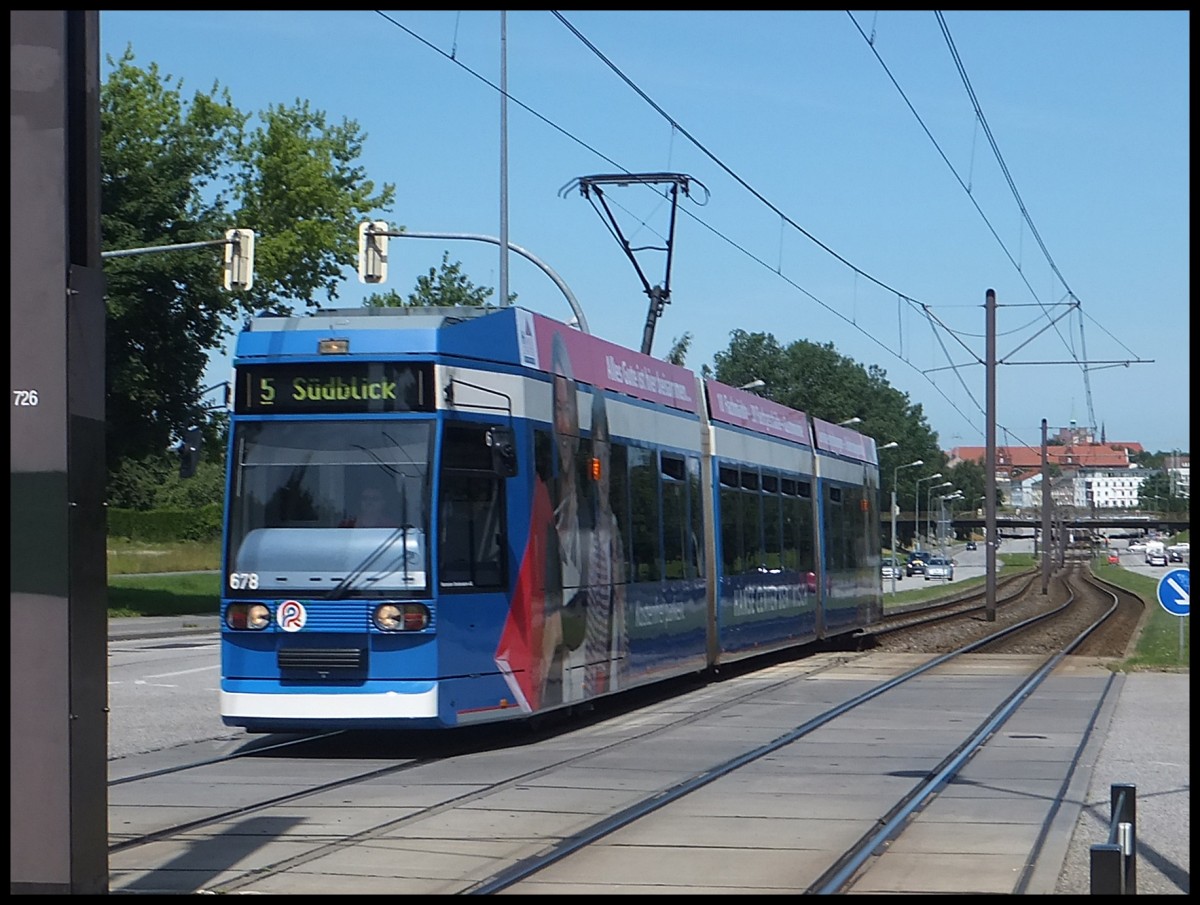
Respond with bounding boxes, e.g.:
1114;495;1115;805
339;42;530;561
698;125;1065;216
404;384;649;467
705;380;812;446
516;310;699;413
812;418;878;465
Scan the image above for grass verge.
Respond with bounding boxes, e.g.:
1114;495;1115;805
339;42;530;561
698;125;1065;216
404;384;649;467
1091;558;1189;671
106;542;1189;671
108;572;221;619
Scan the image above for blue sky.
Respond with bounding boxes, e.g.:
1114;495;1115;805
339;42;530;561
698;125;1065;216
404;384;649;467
100;10;1189;455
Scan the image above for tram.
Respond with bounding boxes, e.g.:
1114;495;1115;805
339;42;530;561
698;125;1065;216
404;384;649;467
218;305;882;730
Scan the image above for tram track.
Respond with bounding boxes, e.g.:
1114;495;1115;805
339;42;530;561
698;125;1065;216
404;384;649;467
479;562;1127;894
862;569;1036;641
108;654;854;859
110;561;1139;895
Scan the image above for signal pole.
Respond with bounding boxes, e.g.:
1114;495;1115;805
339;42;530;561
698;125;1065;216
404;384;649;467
985;289;997;621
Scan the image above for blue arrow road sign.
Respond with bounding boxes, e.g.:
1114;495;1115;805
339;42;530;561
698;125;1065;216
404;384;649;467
1157;568;1189;617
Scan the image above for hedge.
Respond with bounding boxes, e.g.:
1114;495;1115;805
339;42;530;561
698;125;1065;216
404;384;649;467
107;504;222;542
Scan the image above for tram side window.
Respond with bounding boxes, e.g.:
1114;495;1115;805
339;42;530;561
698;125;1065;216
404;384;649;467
780;477;799;571
661;455;687;579
826;486;850;572
604;439;633;585
629;447;661;582
849;484;869;570
740;469;764;573
782;479;815;574
438;425;505;590
836;486;864;570
687;456;703;580
609;441;631;585
762;472;782;571
719;465;741;576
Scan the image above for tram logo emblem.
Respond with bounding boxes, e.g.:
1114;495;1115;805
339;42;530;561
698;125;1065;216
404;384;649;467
277;600;307;632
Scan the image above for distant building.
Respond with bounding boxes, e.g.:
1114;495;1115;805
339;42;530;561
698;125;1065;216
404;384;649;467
1008;472;1041;510
948;442;1136;474
1078;468;1154;510
1165;453;1191;499
948;441;1187;511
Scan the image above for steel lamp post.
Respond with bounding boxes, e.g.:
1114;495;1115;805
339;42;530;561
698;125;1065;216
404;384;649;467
937;491;963;552
914;473;944;548
876;441;898;588
925;481;952;544
890;458;923;594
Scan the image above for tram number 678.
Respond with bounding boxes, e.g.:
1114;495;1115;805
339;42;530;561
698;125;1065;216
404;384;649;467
229;572;260;590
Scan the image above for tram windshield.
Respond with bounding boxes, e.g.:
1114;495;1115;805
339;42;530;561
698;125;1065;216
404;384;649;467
226;420;432;595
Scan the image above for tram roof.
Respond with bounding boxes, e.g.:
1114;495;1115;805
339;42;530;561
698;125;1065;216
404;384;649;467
235;305;879;464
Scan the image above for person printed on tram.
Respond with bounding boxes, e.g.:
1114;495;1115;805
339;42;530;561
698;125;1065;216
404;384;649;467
582;390;628;696
543;332;590;703
493;330;588;711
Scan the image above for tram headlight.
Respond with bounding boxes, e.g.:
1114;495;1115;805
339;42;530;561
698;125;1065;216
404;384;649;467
226;603;271;630
373;603;431;632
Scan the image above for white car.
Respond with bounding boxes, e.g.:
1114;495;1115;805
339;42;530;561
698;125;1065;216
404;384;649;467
924;556;955;581
1128;541;1148;554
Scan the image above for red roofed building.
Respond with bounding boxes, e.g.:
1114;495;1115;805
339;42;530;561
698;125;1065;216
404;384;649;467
948;440;1184;511
947;443;1134;475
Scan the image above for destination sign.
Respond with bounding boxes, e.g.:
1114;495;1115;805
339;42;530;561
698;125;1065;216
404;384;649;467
235;362;435;414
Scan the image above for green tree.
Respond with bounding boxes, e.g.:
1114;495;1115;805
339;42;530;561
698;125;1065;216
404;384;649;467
108;453;227;511
100;48;394;485
711;329;944;509
232;100;394;312
106;409;228;510
1139;470;1183;512
364;251;499;307
665;332;692;367
945;458;999;513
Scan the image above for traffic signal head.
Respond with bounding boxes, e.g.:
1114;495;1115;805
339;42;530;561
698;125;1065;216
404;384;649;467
358;220;389;283
178;425;203;479
223;228;255;290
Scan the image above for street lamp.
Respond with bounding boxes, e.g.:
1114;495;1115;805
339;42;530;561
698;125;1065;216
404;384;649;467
914;473;944;548
889;458;923;594
738;379;765;391
970;494;986;544
926;481;952;543
938;491;963;552
837;416;862;427
876;441;898;579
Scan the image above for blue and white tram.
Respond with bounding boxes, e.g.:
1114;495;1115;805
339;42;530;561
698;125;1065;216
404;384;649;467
218;305;882;731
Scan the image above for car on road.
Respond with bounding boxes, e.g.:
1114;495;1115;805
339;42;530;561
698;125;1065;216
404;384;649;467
881;558;904;581
924;556;955;581
965;539;977;551
1167;543;1189;563
1128;540;1148;554
906;551;931;577
1107;551;1120;565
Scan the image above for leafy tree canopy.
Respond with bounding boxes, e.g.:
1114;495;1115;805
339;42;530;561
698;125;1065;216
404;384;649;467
1139;471;1187;512
665;332;692;367
711;329;945;507
100;48;394;485
363;251;502;308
